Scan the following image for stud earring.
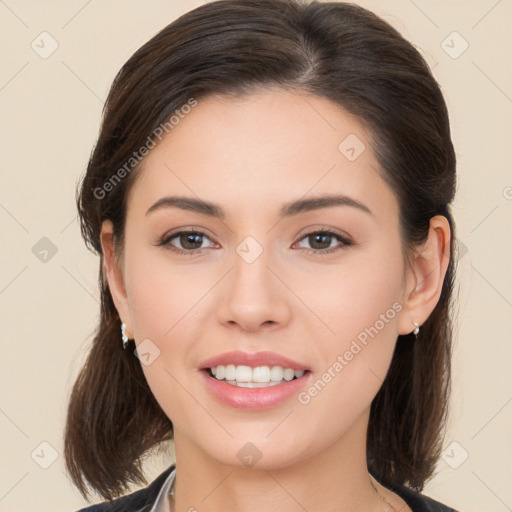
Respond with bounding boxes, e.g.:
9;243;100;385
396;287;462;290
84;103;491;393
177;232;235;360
412;321;420;337
121;322;131;349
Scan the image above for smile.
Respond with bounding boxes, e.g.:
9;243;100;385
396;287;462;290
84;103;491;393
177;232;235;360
200;366;312;409
208;364;306;388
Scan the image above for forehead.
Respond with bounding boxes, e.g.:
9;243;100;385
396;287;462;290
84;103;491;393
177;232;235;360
128;89;397;220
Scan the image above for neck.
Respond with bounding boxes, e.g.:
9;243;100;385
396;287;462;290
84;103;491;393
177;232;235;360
171;409;395;512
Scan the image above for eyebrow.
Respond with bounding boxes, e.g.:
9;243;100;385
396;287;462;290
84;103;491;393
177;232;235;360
145;194;373;218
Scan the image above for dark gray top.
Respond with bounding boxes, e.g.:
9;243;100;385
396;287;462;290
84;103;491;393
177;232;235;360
76;463;460;512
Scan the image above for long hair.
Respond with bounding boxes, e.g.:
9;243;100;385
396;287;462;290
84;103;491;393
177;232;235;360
65;0;457;501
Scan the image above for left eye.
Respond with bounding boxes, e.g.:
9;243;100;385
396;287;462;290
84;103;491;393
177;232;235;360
158;229;352;255
295;230;352;254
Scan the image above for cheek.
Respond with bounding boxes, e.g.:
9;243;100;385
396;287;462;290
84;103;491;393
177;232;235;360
123;248;215;408
292;259;403;442
299;241;405;392
123;249;203;423
125;247;210;340
300;244;404;344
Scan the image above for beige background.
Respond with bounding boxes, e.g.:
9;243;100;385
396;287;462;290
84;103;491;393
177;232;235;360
0;0;511;511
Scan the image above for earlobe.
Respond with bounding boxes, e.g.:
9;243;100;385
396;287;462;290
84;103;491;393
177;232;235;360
398;215;451;336
100;220;133;338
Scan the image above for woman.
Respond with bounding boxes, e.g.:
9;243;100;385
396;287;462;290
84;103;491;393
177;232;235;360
65;0;460;510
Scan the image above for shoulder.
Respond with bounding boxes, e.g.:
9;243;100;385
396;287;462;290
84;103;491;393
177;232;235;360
74;464;175;512
383;480;461;512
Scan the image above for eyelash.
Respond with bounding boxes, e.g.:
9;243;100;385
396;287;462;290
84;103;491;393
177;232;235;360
156;227;353;256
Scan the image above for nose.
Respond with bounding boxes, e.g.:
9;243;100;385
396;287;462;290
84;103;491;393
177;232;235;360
216;246;292;333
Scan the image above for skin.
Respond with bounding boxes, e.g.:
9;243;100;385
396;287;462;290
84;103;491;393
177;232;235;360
101;89;450;512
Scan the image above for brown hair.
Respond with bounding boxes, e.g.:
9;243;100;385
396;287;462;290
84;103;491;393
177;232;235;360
65;0;457;501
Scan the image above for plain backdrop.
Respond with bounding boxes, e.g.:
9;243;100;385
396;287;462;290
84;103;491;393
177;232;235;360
0;1;511;511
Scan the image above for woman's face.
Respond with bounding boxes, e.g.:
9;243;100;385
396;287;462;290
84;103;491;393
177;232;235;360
106;89;417;468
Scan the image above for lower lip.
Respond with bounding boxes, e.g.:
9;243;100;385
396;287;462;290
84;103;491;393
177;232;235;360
200;370;312;410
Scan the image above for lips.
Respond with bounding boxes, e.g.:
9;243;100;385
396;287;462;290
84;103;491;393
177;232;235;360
199;366;312;409
198;350;309;371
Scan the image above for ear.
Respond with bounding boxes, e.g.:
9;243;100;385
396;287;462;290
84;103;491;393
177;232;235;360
100;220;133;339
397;215;451;336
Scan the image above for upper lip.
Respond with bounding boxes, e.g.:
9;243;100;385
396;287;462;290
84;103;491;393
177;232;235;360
199;350;309;371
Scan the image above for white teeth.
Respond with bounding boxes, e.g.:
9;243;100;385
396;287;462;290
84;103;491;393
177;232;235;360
209;364;306;385
235;365;253;382
225;380;283;388
283;368;295;381
215;365;225;380
270;366;284;381
252;366;271;383
225;364;236;381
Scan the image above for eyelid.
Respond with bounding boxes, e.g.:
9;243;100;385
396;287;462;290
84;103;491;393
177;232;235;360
293;225;353;254
156;227;216;253
295;225;352;242
156;225;353;255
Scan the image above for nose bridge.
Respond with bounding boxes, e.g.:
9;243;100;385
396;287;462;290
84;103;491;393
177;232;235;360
217;234;290;331
232;237;271;296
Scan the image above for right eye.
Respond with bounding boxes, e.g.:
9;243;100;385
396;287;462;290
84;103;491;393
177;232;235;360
158;229;216;254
